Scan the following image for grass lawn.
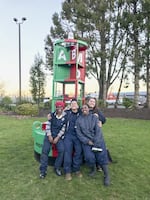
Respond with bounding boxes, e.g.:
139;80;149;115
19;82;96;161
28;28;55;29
0;115;150;200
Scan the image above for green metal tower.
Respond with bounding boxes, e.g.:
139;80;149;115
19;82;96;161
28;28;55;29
51;38;88;111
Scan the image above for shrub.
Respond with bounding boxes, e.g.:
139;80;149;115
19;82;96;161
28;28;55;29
97;99;107;108
0;96;13;111
0;96;12;106
122;97;133;108
15;103;38;116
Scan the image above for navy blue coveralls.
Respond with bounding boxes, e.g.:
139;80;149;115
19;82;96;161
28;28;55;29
89;109;106;124
75;113;108;168
63;109;82;174
39;111;67;174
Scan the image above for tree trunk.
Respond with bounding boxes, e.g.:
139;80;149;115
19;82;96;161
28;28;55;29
100;11;107;102
114;67;125;108
146;14;150;108
146;63;150;108
133;2;140;109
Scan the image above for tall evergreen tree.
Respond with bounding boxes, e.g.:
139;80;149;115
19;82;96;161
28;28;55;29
121;0;145;108
29;54;46;105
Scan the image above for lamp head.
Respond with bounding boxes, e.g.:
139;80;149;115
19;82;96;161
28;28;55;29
13;18;18;22
22;17;27;21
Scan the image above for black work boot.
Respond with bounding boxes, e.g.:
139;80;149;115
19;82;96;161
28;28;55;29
88;166;96;177
101;165;110;186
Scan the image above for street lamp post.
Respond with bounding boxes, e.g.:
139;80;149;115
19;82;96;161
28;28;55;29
13;17;27;103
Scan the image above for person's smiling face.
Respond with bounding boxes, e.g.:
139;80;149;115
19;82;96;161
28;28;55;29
71;100;79;111
82;104;90;115
87;98;96;109
56;106;64;115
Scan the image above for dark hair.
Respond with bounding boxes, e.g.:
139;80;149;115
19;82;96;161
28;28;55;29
81;103;90;108
86;97;99;114
71;98;77;102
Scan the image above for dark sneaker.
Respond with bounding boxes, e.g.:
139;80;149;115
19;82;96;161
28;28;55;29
39;173;46;179
96;165;102;172
54;168;62;176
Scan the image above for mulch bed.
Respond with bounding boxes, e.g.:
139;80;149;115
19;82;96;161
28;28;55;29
0;108;150;120
102;108;150;120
